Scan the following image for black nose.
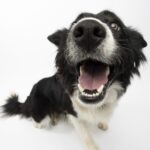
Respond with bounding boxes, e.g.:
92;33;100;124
73;20;106;51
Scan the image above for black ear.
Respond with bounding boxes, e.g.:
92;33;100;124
47;28;68;47
127;28;147;49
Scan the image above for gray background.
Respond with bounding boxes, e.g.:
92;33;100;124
0;0;149;150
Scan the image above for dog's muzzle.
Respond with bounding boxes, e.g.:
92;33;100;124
67;18;117;104
73;20;106;52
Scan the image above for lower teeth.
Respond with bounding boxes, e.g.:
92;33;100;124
78;84;84;92
78;84;104;98
97;85;104;93
81;91;99;97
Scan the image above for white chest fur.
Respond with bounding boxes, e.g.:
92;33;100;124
72;100;117;125
70;82;123;124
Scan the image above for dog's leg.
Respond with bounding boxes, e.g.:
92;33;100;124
32;116;51;129
97;121;108;131
68;115;99;150
50;113;60;126
97;102;118;131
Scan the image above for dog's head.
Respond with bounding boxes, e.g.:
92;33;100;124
48;10;147;107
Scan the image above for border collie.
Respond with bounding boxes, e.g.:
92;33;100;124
1;10;147;150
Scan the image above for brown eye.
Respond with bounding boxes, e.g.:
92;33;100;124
111;23;120;31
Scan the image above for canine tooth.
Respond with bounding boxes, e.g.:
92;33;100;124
82;92;88;96
80;66;83;75
106;67;110;76
98;85;104;93
81;91;85;96
78;84;84;92
82;92;86;96
95;93;99;96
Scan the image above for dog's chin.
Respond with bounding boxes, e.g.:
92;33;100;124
78;85;107;104
76;59;116;105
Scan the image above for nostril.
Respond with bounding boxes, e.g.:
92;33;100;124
93;26;106;38
73;26;84;38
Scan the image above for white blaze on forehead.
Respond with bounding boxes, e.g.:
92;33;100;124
71;17;117;58
72;17;108;29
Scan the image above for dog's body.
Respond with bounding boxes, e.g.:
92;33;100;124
2;10;147;150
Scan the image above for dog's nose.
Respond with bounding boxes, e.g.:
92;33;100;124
73;20;106;51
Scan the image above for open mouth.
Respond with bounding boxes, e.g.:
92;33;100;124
77;59;114;104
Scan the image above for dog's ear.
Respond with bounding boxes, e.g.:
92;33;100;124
47;29;68;47
127;28;147;49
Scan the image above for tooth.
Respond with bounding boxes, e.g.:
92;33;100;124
87;94;91;97
82;92;85;96
93;93;96;97
106;67;110;76
78;84;84;92
83;92;88;96
80;66;83;75
98;85;104;93
91;94;94;97
85;93;88;96
87;94;92;97
95;93;99;96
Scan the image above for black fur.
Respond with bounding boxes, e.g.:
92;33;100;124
2;10;147;124
3;95;22;116
2;75;76;122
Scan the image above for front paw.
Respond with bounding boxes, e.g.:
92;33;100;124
32;116;51;129
85;143;99;150
84;139;99;150
97;122;108;131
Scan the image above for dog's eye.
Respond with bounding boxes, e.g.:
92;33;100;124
111;23;120;31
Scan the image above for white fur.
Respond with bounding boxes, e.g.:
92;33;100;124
68;115;98;150
70;82;124;124
32;116;51;129
69;82;123;150
66;17;117;64
0;106;7;118
0;106;4;118
98;122;108;131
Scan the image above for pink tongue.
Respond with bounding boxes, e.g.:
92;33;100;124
79;69;108;90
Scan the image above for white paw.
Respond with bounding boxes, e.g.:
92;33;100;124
98;122;108;131
85;143;99;150
84;139;99;150
32;116;51;129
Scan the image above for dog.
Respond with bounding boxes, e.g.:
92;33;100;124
1;10;147;150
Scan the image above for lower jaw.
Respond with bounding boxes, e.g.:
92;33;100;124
77;77;114;104
78;87;107;104
79;94;105;104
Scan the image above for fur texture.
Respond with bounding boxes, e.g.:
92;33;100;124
1;10;147;150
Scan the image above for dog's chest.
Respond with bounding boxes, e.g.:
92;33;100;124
72;102;116;124
77;107;104;124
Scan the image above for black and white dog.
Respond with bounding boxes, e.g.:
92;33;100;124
2;10;147;150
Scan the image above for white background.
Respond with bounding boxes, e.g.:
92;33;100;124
0;0;150;150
